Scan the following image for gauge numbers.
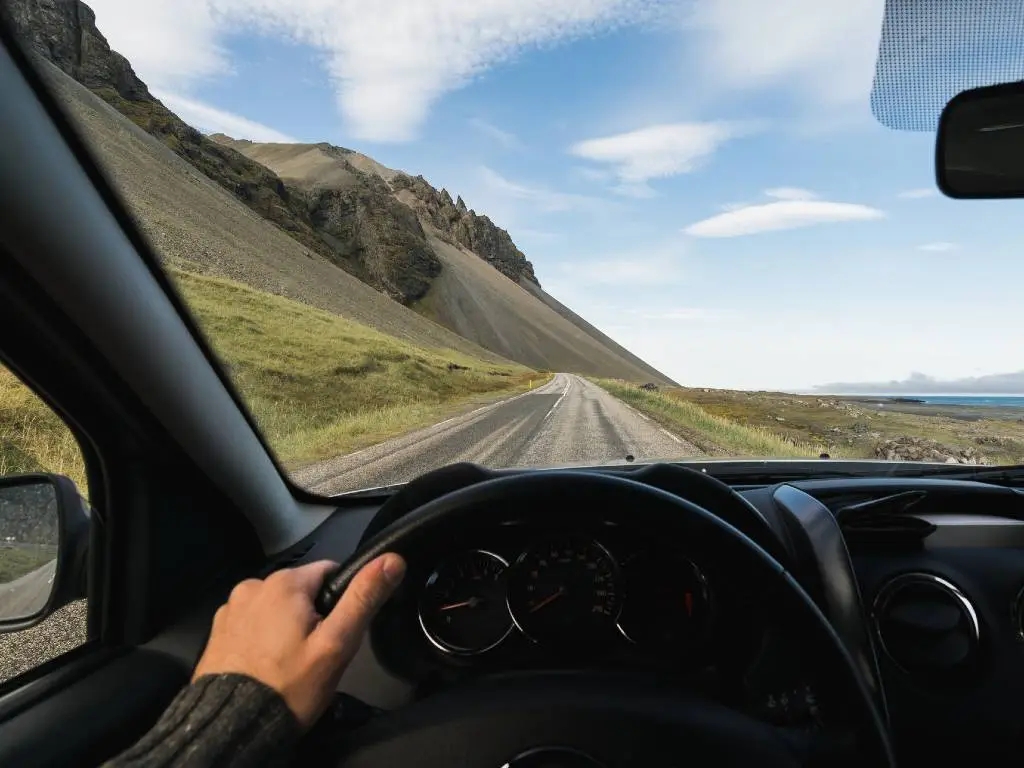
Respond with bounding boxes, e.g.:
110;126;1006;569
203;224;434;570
507;536;622;644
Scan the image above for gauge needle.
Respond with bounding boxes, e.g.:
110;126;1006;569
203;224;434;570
439;597;481;611
529;587;566;613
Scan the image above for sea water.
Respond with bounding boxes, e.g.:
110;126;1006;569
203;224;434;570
888;396;1024;408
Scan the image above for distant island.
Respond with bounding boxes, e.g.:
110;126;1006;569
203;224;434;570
813;369;1024;395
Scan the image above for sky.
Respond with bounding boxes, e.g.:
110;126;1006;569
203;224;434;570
84;0;1024;391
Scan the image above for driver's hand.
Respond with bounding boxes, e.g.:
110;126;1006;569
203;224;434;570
192;554;406;730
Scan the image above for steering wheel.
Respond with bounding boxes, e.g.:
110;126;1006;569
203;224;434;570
315;471;894;768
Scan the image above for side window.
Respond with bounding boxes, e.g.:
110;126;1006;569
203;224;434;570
0;364;90;685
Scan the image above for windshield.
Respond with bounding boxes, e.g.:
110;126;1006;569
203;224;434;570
12;0;1024;495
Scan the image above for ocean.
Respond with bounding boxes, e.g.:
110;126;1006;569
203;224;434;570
874;395;1024;408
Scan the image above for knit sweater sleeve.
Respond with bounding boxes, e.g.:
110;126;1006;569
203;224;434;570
101;673;301;768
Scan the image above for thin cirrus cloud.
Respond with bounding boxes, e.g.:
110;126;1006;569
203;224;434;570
918;241;957;252
684;190;885;237
764;187;817;201
468;118;524;150
570;122;750;195
154;91;298;142
898;188;938;199
478;166;608;214
87;0;661;143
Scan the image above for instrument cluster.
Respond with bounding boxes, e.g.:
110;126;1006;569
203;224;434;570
416;531;714;660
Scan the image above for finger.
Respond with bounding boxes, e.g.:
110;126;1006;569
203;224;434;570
312;553;405;658
227;578;262;604
279;560;341;599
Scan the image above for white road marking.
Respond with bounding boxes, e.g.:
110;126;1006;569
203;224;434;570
543;378;570;422
660;428;683;444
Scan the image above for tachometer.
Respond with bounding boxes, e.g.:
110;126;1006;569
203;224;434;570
616;550;710;650
507;536;622;644
418;550;513;655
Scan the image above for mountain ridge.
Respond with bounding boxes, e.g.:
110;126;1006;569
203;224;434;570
5;0;675;385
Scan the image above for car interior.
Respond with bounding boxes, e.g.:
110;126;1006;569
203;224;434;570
4;6;1024;768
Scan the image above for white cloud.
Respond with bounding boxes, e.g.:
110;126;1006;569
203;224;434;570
686;0;885;110
765;187;817;201
899;188;938;199
90;0;660;142
918;241;958;252
469;118;523;150
684;200;884;238
88;0;228;90
569;122;748;187
478;166;607;214
154;91;297;142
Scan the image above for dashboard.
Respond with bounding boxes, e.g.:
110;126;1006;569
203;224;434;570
306;462;1024;767
359;474;841;730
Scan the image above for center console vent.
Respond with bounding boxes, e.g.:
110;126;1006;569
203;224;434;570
873;573;980;686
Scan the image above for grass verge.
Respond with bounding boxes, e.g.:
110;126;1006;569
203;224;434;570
0;547;55;583
595;379;836;458
171;268;540;469
0;368;88;492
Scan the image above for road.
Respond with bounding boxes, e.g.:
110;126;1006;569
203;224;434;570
296;373;702;496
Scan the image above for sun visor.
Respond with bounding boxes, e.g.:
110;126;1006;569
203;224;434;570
871;0;1024;131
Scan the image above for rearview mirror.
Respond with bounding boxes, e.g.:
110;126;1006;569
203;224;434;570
0;474;89;632
937;80;1024;198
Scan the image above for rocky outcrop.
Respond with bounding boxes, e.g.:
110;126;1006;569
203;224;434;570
4;0;439;303
391;174;539;286
305;175;440;303
874;437;985;465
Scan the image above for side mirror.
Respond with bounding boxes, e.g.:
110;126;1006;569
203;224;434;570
937;80;1024;198
0;473;89;632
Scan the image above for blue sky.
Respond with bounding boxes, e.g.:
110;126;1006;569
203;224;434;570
86;0;1024;391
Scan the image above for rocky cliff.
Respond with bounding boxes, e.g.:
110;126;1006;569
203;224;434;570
390;174;538;285
3;0;443;303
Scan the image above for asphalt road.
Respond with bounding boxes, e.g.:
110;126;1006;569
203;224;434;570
0;559;55;620
296;373;701;496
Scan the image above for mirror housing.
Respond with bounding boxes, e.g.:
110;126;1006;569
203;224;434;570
0;473;89;633
937;80;1024;198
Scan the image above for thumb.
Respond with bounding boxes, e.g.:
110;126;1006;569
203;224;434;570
312;553;406;663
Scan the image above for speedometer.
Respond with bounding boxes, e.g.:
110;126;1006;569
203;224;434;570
507;536;622;644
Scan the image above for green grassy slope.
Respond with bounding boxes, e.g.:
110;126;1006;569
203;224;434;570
0;268;538;492
170;269;538;468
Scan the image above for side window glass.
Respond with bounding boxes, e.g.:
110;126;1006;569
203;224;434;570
0;365;90;685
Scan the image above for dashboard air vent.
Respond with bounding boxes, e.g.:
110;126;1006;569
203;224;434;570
873;573;979;684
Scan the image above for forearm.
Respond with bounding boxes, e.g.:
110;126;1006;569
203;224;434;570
102;673;300;768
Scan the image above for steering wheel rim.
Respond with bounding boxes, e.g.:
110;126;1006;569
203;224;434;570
315;470;894;768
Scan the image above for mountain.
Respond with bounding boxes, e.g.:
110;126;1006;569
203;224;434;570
215;139;673;381
4;0;674;384
210;138;539;287
813;370;1024;395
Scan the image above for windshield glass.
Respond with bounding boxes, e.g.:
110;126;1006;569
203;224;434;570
13;0;1024;495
